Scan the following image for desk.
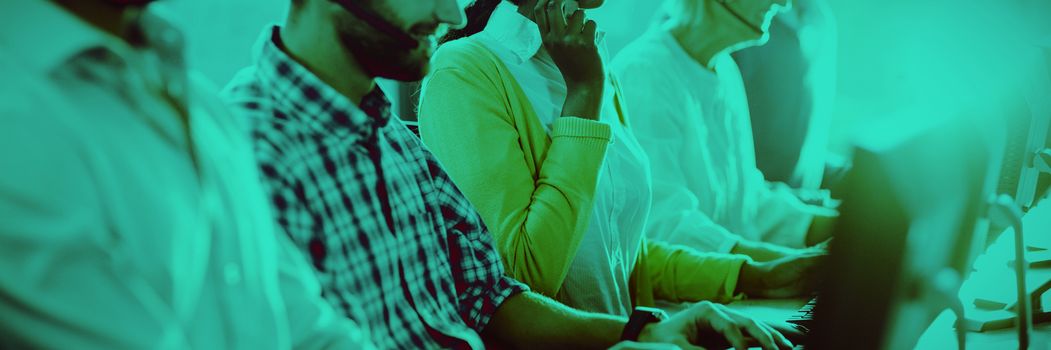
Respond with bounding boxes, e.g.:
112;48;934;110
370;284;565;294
914;197;1051;349
659;198;1051;349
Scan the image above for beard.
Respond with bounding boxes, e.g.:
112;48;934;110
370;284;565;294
104;0;156;5
335;11;434;82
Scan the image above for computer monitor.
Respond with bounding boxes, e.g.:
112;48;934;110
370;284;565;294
989;48;1051;246
1030;44;1051;211
807;115;997;350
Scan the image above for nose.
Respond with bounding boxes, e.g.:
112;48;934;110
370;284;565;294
438;0;468;29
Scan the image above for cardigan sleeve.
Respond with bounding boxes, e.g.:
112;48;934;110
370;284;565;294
417;41;612;297
642;238;748;303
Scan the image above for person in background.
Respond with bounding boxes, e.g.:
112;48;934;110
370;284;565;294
611;0;837;263
0;0;370;348
732;0;838;192
222;0;800;348
418;0;822;319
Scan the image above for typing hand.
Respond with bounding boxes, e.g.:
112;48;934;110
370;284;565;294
738;253;825;299
638;301;794;350
608;341;682;350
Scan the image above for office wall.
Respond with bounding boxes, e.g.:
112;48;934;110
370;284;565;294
170;0;1049;150
164;0;289;85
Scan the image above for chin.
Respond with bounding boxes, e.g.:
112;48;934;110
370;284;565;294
104;0;156;5
375;58;429;82
578;0;606;9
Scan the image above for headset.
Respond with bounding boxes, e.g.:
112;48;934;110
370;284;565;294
715;0;789;36
331;0;420;50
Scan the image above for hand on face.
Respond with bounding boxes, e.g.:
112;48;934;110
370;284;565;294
517;0;604;89
738;252;825;299
639;301;795;350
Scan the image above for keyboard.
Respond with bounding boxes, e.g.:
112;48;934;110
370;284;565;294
786;297;818;333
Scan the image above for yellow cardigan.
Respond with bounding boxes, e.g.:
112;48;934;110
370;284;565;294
418;38;747;306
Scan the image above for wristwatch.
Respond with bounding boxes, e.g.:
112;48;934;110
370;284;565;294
620;307;669;341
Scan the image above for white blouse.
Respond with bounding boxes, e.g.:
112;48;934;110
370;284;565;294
612;29;833;252
473;1;650;316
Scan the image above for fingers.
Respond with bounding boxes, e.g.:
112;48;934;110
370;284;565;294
518;0;538;20
768;322;805;350
547;0;567;33
720;307;780;350
762;322;795;350
673;340;705;350
708;307;749;350
534;0;550;34
582;19;598;40
566;9;585;33
740;319;778;350
722;324;749;350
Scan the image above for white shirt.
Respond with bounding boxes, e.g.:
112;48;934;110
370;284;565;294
474;1;650;316
0;2;369;348
612;30;830;252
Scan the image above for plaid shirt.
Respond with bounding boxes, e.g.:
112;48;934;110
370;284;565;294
222;27;527;349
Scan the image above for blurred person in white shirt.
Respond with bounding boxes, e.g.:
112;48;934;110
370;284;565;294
611;0;836;263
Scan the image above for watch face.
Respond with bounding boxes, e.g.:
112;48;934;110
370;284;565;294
623;307;669;341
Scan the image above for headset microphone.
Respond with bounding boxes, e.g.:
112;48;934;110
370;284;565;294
332;0;420;50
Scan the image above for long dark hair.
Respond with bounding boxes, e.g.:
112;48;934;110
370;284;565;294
441;0;521;44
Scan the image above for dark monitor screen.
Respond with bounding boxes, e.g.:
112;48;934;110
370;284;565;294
808;116;995;350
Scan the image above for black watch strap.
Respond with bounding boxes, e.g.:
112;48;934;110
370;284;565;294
620;307;669;341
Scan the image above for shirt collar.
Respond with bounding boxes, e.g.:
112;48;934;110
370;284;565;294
656;29;720;83
481;1;543;64
480;1;609;65
0;0;171;74
253;26;392;141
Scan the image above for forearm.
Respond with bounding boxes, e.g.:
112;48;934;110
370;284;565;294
483;292;627;349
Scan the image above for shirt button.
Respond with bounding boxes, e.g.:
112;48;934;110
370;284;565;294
224;263;242;285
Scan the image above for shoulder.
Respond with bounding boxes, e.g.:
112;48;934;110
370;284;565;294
219;65;291;131
420;38;518;115
0;59;100;213
218;66;307;175
428;37;509;87
611;32;674;80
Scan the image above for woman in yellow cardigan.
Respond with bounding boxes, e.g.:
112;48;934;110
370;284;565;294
418;0;820;315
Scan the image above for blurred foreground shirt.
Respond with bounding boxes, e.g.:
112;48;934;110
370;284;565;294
0;1;369;348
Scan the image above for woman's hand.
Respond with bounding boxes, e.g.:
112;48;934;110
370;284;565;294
519;0;604;120
737;253;825;299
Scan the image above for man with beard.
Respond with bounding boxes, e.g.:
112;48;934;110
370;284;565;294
0;0;371;348
223;0;798;349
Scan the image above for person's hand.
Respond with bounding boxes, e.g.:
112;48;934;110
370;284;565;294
608;341;681;350
732;240;800;262
738;253;824;299
638;301;795;350
519;0;603;88
518;0;604;120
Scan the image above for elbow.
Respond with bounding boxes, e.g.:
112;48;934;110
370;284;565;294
496;230;566;298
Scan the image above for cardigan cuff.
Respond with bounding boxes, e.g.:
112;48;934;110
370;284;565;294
551;117;613;143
